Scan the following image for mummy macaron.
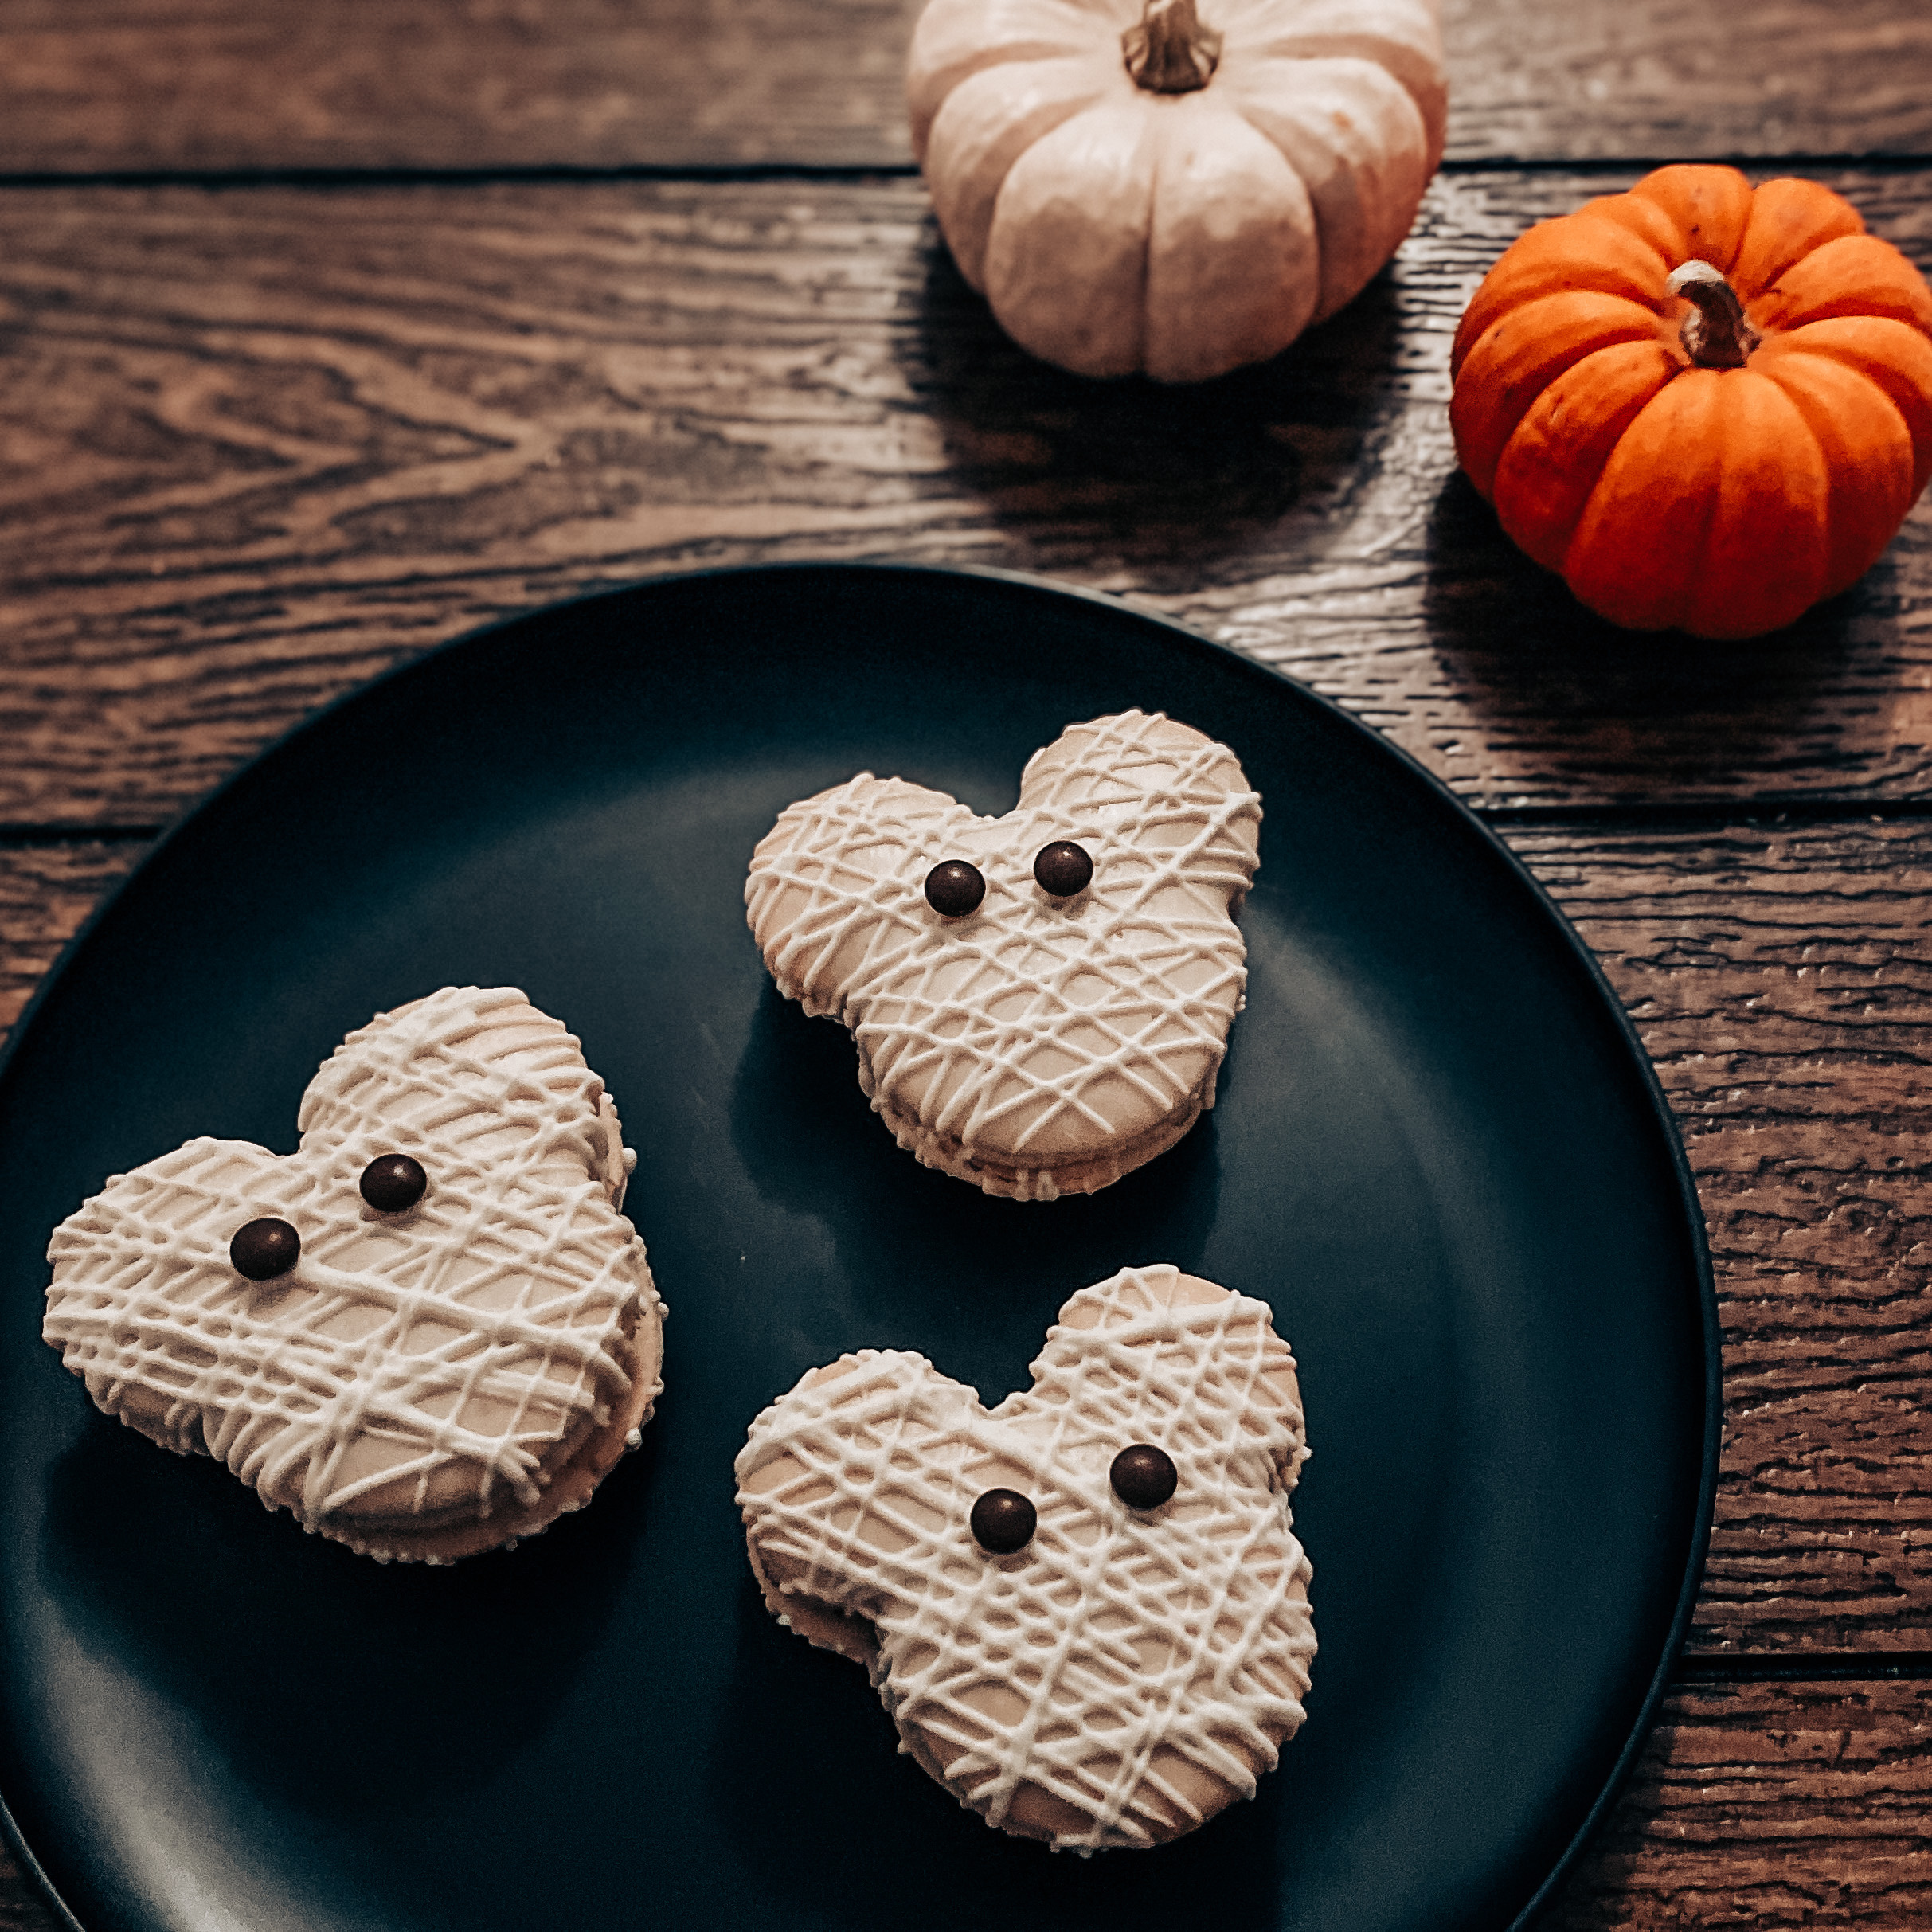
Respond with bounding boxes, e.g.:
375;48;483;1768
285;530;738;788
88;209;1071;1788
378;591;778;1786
44;986;665;1563
735;1264;1314;1851
745;711;1263;1200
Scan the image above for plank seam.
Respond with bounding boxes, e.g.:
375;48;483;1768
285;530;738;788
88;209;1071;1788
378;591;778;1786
1678;1651;1932;1684
1439;151;1932;176
6;796;1932;848
1482;796;1932;830
0;827;163;845
0;162;925;190
0;153;1926;192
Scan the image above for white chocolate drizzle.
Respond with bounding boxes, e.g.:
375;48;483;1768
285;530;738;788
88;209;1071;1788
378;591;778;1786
736;1264;1313;1851
745;711;1262;1199
44;986;664;1559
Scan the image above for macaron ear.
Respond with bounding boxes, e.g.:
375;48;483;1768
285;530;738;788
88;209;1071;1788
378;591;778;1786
1016;713;1261;936
296;985;627;1202
736;1350;981;1648
45;1137;289;1455
1019;706;1260;850
745;775;977;1015
1028;1265;1307;1489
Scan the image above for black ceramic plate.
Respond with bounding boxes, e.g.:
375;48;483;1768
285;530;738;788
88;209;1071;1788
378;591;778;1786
0;564;1715;1932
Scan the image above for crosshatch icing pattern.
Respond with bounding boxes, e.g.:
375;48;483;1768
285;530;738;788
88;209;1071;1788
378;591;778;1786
737;1264;1315;1851
745;711;1264;1199
44;985;665;1563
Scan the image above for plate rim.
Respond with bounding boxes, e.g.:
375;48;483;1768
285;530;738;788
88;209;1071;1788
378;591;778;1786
0;558;1720;1932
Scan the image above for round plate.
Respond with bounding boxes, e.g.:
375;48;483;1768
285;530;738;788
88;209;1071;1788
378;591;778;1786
0;564;1715;1932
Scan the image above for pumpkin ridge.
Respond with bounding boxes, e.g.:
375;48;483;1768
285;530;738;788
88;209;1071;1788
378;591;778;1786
1684;373;1831;638
1570;190;1685;266
1143;97;1316;381
1727;176;1866;299
984;99;1159;379
1755;345;1917;600
1562;372;1728;632
1450;290;1671;501
1627;164;1755;276
905;0;1117;158
1747;233;1932;338
1753;318;1932;499
909;40;1099;160
1219;54;1429;324
1218;23;1446;158
925;57;1117;290
1449;217;1669;379
1492;338;1678;572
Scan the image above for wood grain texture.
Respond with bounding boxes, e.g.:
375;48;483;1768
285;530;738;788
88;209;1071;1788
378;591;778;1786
0;1680;1923;1930
0;1850;57;1932
0;843;143;1038
4;819;1928;1650
2;170;1931;828
0;0;1926;173
1514;819;1932;1652
1542;1679;1932;1929
0;0;928;173
1441;0;1932;164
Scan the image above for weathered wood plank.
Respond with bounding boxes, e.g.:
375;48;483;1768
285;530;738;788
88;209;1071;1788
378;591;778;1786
0;0;1926;174
1543;1679;1932;1929
0;1679;1923;1930
1441;0;1932;165
5;818;1929;1650
0;843;143;1040
0;1852;56;1932
2;170;1931;827
1510;819;1932;1653
0;0;929;174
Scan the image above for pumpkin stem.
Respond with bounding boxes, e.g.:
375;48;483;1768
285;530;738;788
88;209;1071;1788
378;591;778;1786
1667;260;1761;369
1122;0;1222;93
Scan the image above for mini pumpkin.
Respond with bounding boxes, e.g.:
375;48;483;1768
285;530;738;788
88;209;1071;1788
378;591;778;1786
907;0;1447;383
1450;165;1932;639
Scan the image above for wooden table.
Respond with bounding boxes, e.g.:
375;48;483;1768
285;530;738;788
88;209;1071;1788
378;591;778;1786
2;2;1930;1924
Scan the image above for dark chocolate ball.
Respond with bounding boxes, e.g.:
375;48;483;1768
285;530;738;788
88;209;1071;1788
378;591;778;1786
360;1153;428;1213
1109;1443;1178;1510
969;1487;1037;1554
230;1217;300;1281
1033;840;1093;897
925;859;986;917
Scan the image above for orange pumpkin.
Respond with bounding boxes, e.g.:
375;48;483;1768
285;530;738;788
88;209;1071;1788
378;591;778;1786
1449;166;1932;639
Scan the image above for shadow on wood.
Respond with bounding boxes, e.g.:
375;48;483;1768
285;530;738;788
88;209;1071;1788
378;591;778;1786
909;235;1405;589
1419;470;1875;802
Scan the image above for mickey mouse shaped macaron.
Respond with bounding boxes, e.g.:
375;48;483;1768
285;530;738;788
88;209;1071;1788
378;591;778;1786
44;986;665;1563
735;1264;1314;1851
745;712;1263;1200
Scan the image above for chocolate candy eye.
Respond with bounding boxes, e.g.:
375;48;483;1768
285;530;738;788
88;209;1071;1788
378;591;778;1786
230;1217;300;1281
925;860;986;917
970;1487;1037;1554
1109;1444;1177;1510
360;1153;428;1212
1033;840;1093;897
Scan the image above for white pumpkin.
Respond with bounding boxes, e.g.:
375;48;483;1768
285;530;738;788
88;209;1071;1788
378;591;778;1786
907;0;1446;382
